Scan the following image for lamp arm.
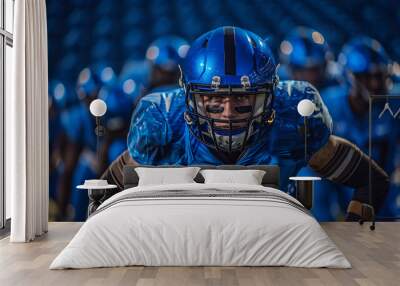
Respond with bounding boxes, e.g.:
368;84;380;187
94;116;105;172
304;116;308;162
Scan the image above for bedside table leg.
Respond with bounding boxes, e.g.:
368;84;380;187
87;189;107;217
296;181;314;210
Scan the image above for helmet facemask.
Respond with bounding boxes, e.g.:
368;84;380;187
184;82;275;154
180;26;279;155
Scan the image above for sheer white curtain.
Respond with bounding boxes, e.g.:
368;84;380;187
8;0;48;242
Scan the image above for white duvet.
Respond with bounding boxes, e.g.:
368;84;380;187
50;183;351;269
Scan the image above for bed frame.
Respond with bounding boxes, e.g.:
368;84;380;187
87;165;280;217
123;164;280;189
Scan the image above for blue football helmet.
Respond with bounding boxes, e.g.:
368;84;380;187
280;27;332;69
181;26;278;153
119;60;151;103
146;36;190;72
338;37;390;74
76;64;117;100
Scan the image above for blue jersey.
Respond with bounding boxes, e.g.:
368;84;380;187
128;80;332;190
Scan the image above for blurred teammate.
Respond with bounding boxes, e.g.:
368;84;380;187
280;27;348;220
119;60;151;106
97;86;133;172
279;27;336;91
48;80;79;220
57;64;117;220
96;36;191;203
144;35;190;93
118;36;190;109
329;36;400;219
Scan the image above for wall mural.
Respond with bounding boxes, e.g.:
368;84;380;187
47;1;400;222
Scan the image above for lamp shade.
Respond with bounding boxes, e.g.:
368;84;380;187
89;99;107;117
297;99;315;117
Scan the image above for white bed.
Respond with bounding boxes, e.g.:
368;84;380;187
50;183;351;269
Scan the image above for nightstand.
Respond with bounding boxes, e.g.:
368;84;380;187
289;176;321;210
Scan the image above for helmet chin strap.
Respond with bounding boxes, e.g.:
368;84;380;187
216;136;244;152
266;109;276;125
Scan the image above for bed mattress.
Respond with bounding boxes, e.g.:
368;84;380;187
50;183;351;269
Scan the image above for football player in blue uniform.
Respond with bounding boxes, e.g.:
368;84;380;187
97;36;190;198
48;80;79;220
57;64;117;220
279;27;350;220
97;85;133;172
144;35;190;93
119;60;151;106
279;27;336;90
119;36;190;110
325;37;399;219
102;27;389;222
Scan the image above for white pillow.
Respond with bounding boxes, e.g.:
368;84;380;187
200;169;266;185
135;167;201;186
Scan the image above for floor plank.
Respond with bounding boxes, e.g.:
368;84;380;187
0;222;399;286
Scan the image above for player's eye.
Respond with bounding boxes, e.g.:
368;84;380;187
235;95;250;102
206;105;224;113
235;105;253;113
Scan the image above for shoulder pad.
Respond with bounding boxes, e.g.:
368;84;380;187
137;88;185;113
127;87;186;164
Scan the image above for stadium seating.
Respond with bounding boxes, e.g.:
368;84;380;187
47;0;399;83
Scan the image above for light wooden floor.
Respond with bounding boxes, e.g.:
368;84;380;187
0;222;399;286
